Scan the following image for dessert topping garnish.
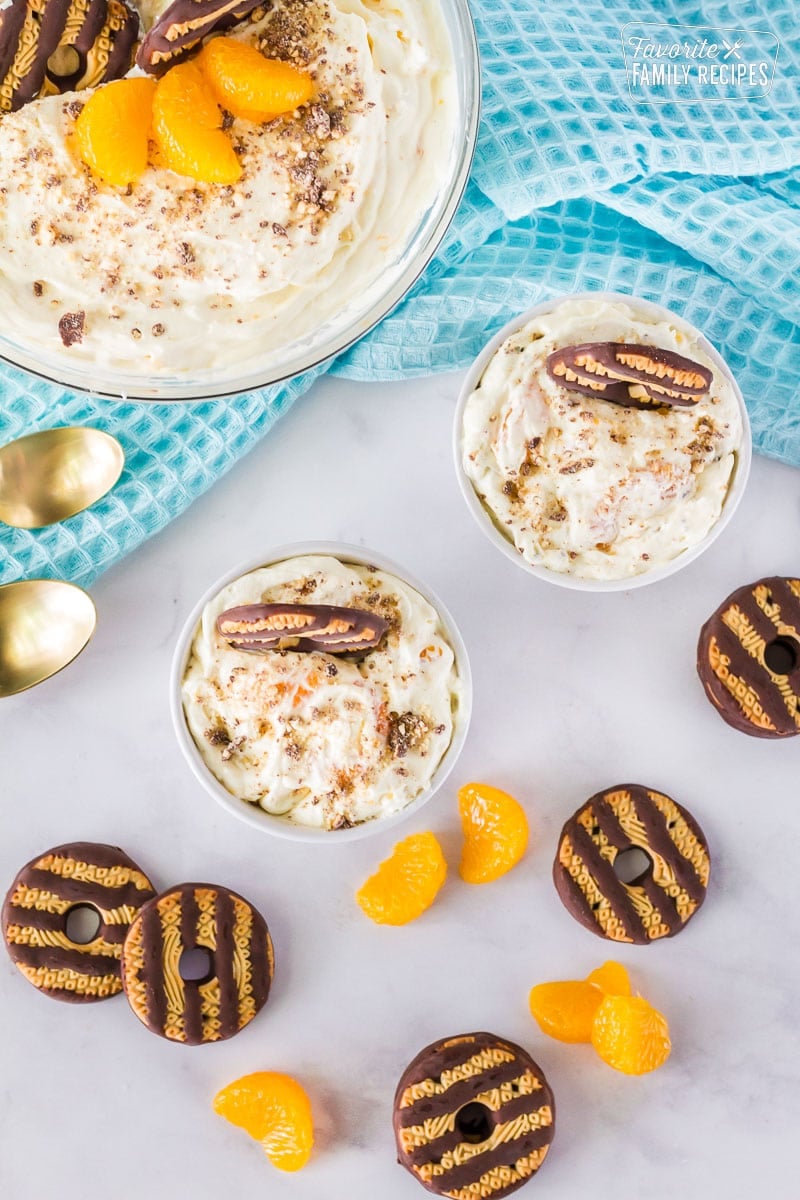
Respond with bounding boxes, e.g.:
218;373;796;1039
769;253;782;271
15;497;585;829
547;341;712;409
71;33;315;186
198;36;315;123
73;76;157;188
137;0;263;75
217;602;389;653
0;0;138;114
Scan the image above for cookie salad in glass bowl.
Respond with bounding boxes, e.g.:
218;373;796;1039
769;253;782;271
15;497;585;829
171;544;471;841
0;0;478;399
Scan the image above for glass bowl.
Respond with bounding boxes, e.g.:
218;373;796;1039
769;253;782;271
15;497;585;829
0;0;479;402
170;541;473;842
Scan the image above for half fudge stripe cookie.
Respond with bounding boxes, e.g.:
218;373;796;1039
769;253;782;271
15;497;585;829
697;577;800;738
136;0;263;73
2;842;157;1002
553;785;710;945
394;1033;555;1198
121;882;274;1045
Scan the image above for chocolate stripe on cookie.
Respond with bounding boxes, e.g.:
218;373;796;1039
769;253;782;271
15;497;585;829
67;0;138;92
421;1121;554;1196
23;868;150;909
405;1095;551;1169
554;786;710;944
180;886;204;1045
394;1033;555;1200
120;883;274;1044
601;788;707;923
566;821;641;942
0;0;137;111
0;0;64;111
0;0;28;85
633;791;708;903
5;941;122;975
698;576;800;738
2;842;156;1003
398;1044;517;1110
400;1061;532;1127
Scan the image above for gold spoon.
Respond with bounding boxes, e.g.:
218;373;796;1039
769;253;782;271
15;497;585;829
0;427;124;529
0;579;97;697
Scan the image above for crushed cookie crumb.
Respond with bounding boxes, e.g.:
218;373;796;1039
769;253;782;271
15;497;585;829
387;711;430;758
58;311;85;347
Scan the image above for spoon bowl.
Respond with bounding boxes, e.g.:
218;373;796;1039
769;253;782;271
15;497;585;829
0;427;124;529
0;580;96;697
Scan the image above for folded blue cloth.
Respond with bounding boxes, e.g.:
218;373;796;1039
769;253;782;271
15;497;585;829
2;0;798;588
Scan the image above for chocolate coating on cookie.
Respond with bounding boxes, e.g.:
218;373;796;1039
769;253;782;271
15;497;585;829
217;602;389;653
0;0;138;113
2;841;156;1002
553;784;710;944
393;1032;555;1198
697;576;800;738
547;341;711;409
121;882;274;1044
136;0;263;74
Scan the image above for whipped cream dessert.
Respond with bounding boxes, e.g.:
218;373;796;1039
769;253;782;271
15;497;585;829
0;0;456;380
182;555;464;829
461;297;744;581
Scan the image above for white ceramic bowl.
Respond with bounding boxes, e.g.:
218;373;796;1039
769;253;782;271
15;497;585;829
170;542;472;842
453;292;752;593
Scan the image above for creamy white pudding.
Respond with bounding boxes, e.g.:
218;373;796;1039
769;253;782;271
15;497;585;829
0;0;455;377
181;554;464;829
460;296;744;581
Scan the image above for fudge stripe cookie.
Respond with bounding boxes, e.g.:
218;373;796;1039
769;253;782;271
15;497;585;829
0;0;138;113
121;882;274;1044
697;576;800;738
553;785;710;944
394;1033;555;1198
2;842;156;1002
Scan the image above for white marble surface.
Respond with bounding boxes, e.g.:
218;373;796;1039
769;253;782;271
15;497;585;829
1;371;799;1199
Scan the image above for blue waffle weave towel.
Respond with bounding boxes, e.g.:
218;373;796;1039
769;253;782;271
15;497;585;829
1;0;799;587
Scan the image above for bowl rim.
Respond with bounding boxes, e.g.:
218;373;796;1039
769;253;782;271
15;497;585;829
452;290;753;593
0;0;481;403
169;541;473;843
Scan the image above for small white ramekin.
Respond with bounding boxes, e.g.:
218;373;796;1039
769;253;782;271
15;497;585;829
453;292;752;593
170;542;472;843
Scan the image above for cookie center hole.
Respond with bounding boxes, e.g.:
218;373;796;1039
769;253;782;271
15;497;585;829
614;847;653;885
455;1102;493;1145
65;904;101;944
179;946;214;983
47;45;80;78
764;637;798;675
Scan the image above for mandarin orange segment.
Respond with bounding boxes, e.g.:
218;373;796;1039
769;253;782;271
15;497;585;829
199;37;314;123
591;995;671;1075
74;78;157;187
214;1072;314;1172
529;980;604;1043
585;960;631;996
458;782;529;884
152;61;241;184
356;832;446;925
